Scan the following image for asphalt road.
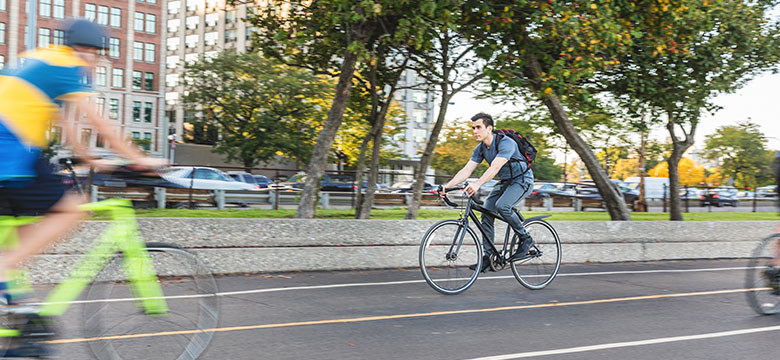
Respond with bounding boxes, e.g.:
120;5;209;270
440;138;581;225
26;260;780;359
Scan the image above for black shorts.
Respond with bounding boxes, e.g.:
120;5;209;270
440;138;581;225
0;156;67;216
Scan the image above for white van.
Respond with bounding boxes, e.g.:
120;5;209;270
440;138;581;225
624;177;670;200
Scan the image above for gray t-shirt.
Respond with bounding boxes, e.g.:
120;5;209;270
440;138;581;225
471;134;533;182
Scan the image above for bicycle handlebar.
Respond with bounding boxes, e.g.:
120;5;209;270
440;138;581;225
438;184;484;207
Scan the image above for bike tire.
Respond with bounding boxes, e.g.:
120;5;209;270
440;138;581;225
83;242;219;360
746;234;780;315
419;220;482;295
510;220;562;290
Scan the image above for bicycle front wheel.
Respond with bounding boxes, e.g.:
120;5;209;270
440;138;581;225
419;220;482;295
746;234;780;315
510;219;562;290
83;243;219;360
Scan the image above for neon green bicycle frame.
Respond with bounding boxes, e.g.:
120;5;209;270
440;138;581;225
0;198;168;319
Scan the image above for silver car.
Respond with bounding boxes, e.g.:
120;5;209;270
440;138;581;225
163;167;258;191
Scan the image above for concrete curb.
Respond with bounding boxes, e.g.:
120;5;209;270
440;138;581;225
22;219;776;284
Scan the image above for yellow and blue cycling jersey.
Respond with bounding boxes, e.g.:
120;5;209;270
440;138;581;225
0;45;93;185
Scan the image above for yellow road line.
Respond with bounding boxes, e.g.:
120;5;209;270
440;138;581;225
43;287;764;345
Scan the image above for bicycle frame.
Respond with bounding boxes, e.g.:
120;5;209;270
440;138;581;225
449;193;527;260
0;198;168;319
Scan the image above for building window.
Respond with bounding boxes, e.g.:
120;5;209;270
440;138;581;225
39;0;51;17
413;129;427;143
167;19;179;33
145;14;156;33
52;0;64;19
168;1;180;14
38;28;50;48
205;13;218;27
97;5;108;25
144;73;154;91
166;74;179;87
110;8;121;28
0;55;4;69
49;126;61;145
204;32;218;46
80;128;92;145
0;0;5;12
85;4;96;22
52;29;63;45
186;16;198;30
185;34;198;48
132;102;142;122
145;43;155;62
134;12;144;31
109;98;120;119
186;0;197;11
132;71;142;90
109;38;120;58
184;53;198;64
147;0;156;4
143;132;152;150
0;23;5;45
95;97;105;116
166;56;179;69
204;50;218;60
133;41;143;61
166;38;179;51
144;102;153;123
225;29;236;42
165;92;178;105
112;68;123;88
95;66;106;87
226;10;236;23
132;131;140;139
95;134;104;148
206;0;217;8
414;109;427;123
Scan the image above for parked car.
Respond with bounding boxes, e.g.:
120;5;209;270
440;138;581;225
575;181;638;202
390;181;437;194
679;187;700;200
252;175;275;189
699;189;738;207
227;171;262;189
162;167;258;191
278;172;379;192
756;185;778;199
530;183;558;198
735;190;755;199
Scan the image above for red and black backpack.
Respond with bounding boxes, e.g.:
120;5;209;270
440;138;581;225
480;129;538;179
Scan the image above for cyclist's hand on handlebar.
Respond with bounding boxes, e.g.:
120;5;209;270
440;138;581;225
88;158;119;172
464;182;480;197
438;185;446;199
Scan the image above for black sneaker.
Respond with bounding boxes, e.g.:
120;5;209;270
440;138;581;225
509;236;535;262
468;255;491;272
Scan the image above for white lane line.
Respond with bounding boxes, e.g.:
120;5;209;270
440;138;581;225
31;266;758;306
464;325;780;360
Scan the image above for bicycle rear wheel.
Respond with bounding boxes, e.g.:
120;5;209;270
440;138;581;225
746;234;780;315
419;220;482;295
83;242;219;360
510;219;561;290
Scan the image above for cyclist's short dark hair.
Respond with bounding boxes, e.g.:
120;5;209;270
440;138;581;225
470;112;494;129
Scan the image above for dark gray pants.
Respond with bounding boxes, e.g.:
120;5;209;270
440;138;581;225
480;178;533;256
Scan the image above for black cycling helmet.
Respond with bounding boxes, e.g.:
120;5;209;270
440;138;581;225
64;18;108;50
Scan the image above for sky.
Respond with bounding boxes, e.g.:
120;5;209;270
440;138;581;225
442;71;780;162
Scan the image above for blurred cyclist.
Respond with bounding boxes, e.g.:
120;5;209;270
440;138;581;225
0;18;166;305
763;151;780;290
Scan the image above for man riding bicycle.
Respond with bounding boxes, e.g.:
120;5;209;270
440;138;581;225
0;18;165;307
438;112;535;272
763;151;780;289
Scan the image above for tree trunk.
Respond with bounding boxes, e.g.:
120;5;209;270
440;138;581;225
295;51;359;219
358;125;384;218
353;131;374;217
665;115;697;221
405;93;451;219
636;130;647;212
525;55;631;220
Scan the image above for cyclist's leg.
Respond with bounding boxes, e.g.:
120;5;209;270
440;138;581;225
0;156;85;280
494;179;533;257
481;186;505;256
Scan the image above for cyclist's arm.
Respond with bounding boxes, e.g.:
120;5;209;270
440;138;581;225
444;160;479;189
475;156;507;188
70;97;166;167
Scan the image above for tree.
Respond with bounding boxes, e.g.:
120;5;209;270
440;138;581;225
604;0;780;220
648;158;706;186
183;51;333;169
702;122;776;187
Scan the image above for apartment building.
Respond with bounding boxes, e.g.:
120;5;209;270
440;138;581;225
0;0;166;158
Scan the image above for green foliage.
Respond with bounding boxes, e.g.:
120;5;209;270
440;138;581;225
182;51;334;168
702;122;776;187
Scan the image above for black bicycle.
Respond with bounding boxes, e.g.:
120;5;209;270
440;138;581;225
746;233;780;315
419;184;562;295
